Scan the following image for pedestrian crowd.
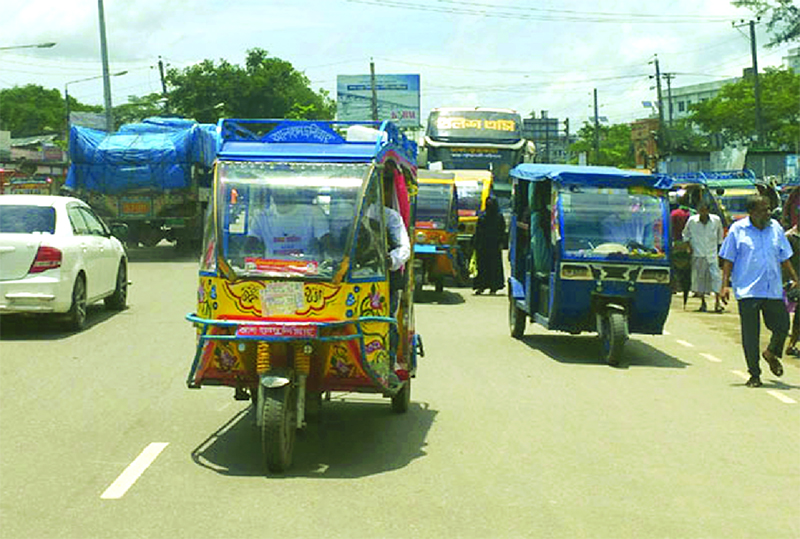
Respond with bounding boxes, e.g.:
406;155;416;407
670;187;800;388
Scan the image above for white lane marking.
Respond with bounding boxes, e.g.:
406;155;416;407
731;370;750;380
100;442;169;499
676;339;695;348
700;353;722;363
663;330;671;336
766;391;797;404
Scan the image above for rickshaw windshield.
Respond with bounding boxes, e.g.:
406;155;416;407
217;161;368;279
417;183;453;229
559;186;667;258
456;180;484;216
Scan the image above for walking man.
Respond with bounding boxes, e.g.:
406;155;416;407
719;195;800;387
683;202;724;312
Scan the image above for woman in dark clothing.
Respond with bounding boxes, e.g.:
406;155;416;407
472;197;506;294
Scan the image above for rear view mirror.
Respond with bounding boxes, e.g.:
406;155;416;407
110;223;129;241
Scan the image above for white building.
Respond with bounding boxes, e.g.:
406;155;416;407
784;47;800;73
665;78;739;123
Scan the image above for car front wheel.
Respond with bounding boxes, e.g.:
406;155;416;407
104;261;127;311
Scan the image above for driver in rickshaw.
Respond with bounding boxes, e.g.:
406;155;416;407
600;196;656;251
247;187;331;257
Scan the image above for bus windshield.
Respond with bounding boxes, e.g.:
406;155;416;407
559;186;667;259
216;161;368;279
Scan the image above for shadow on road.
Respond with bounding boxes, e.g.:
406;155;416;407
0;305;128;341
520;333;690;369
126;243;199;263
191;398;437;478
413;289;465;305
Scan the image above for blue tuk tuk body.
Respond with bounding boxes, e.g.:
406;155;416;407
507;164;673;364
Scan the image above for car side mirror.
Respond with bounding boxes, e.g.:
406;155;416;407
110;223;129;241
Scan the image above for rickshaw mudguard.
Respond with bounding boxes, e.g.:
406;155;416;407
508;276;525;300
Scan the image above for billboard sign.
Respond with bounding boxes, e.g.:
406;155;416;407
337;74;420;128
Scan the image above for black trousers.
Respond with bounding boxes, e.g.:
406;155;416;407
737;298;789;377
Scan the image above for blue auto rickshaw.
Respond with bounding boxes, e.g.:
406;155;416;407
507;164;673;365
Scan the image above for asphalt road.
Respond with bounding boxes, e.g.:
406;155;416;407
1;245;798;539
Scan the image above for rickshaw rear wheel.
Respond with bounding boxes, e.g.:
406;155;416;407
601;312;627;366
260;384;297;473
509;292;526;339
391;380;410;413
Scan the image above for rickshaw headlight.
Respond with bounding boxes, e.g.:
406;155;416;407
638;268;670;283
560;264;592;280
416;231;427;243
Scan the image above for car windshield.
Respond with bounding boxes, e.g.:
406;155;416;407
417;183;452;229
559;186;667;258
217;161;367;279
0;205;56;234
456;180;484;216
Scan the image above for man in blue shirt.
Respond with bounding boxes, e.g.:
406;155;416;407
720;195;800;387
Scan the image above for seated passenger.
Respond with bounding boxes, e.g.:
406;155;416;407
247;189;330;258
600;199;654;249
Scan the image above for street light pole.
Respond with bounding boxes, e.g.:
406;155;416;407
64;71;128;130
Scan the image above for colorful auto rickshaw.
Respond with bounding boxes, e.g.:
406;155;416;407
186;119;422;472
413;170;460;296
507;164;673;366
453;169;493;282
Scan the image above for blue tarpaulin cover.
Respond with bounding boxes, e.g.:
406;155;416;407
66;118;219;194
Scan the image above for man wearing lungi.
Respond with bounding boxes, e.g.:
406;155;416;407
683;202;724;312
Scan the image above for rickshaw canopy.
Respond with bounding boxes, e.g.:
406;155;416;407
509;164;673;190
216;119;417;165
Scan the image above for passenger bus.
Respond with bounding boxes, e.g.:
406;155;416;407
422;107;534;219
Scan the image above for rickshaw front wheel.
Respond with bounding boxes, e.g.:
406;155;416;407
600;312;627;366
509;292;526;339
391;380;410;413
260;384;297;473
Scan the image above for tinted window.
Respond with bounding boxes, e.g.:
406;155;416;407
0;205;56;234
68;207;89;235
79;207;107;236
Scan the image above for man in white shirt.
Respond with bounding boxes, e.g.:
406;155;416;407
683;202;724;312
247;189;330;258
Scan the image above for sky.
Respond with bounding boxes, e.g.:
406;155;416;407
1;0;797;132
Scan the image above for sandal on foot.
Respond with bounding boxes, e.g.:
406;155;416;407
762;351;784;377
787;346;800;357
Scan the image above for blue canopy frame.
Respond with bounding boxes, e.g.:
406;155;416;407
509;164;673;190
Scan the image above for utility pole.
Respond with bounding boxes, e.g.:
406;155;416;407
563;117;570;164
650;55;665;156
593;88;600;165
97;0;114;132
158;56;169;113
369;58;379;122
749;20;764;146
662;72;676;127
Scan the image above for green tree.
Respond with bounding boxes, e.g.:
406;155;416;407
732;0;800;47
569;123;635;167
686;67;800;149
113;93;168;125
165;48;335;123
0;85;67;137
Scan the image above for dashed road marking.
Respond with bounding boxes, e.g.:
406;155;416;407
700;353;722;363
731;370;750;381
766;390;797;404
663;330;671;336
101;443;169;499
676;339;695;348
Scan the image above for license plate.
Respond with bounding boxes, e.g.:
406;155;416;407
120;200;151;215
236;324;318;339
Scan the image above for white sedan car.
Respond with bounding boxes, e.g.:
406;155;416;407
0;195;128;330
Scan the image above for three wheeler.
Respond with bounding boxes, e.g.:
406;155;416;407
413;170;460;296
668;173;732;231
186;119;422;472
507;164;673;365
453;169;494;283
